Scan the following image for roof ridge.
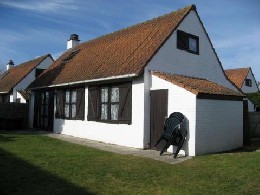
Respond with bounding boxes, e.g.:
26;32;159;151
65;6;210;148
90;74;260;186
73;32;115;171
71;5;195;51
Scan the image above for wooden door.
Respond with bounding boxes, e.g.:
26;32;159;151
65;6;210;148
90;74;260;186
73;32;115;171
34;91;54;131
150;89;168;150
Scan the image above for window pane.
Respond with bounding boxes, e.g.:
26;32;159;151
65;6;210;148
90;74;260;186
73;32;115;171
111;104;119;120
72;104;76;118
71;91;77;103
189;37;197;52
101;104;108;120
45;92;49;104
41;93;44;104
44;118;48;128
101;88;108;102
111;87;119;102
41;105;44;115
66;91;70;103
65;104;70;117
45;105;48;116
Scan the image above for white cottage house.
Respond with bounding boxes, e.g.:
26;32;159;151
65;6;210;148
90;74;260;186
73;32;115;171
0;54;54;103
28;5;244;156
225;67;259;111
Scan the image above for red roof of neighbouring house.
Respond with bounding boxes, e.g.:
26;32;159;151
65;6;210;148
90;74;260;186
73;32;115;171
152;71;244;98
225;67;251;89
0;54;52;93
28;5;196;89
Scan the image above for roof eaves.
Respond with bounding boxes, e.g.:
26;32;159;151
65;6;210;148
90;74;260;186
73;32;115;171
28;73;139;90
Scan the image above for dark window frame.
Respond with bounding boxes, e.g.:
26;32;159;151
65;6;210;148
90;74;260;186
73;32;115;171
88;82;132;124
177;30;199;55
35;68;45;78
64;90;77;119
100;86;120;122
55;87;85;120
245;79;252;87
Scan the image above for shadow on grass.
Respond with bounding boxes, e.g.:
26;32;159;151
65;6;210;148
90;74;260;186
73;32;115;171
224;139;260;154
0;148;94;195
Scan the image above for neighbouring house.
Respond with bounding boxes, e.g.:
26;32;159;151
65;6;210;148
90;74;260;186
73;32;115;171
0;54;54;103
225;67;259;111
28;5;244;156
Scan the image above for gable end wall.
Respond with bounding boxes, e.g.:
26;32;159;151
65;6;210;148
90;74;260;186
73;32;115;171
146;10;237;91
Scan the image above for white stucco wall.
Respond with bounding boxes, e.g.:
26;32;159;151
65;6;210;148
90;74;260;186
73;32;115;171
150;75;197;156
241;69;259;93
16;92;27;103
53;77;146;148
146;10;237;91
195;99;243;155
11;56;53;102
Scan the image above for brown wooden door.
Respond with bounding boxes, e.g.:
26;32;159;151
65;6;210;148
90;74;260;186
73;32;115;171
150;89;168;150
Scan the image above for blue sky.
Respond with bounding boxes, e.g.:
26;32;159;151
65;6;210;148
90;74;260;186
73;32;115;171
0;0;259;81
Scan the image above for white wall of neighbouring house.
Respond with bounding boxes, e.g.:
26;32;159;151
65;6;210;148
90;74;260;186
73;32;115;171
150;75;197;156
195;99;243;155
53;77;146;149
248;99;255;112
16;92;27;103
12;56;53;102
241;69;259;93
146;10;238;92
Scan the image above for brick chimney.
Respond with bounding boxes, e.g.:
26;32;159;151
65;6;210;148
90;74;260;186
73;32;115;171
6;60;14;70
67;34;80;49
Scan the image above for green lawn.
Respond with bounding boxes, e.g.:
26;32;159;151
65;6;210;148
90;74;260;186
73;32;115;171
0;131;259;195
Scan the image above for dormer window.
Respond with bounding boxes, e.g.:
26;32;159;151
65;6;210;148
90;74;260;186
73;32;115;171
245;79;252;87
177;30;199;54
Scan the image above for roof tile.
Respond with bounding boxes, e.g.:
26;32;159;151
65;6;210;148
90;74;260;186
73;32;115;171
152;71;244;97
29;5;195;89
225;67;250;89
0;54;50;93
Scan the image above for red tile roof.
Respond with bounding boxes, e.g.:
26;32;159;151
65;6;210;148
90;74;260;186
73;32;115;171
225;68;250;89
0;54;51;93
29;5;195;89
152;71;244;97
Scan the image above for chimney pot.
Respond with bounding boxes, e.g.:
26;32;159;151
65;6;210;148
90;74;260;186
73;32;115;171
7;60;14;70
67;34;80;49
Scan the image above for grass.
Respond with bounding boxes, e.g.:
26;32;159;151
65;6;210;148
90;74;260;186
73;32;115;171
0;131;259;195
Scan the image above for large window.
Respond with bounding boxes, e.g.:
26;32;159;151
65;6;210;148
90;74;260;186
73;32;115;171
177;30;199;54
55;88;85;120
88;82;131;124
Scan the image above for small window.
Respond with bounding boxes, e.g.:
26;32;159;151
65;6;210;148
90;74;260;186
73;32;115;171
177;30;199;54
35;68;45;78
245;79;252;87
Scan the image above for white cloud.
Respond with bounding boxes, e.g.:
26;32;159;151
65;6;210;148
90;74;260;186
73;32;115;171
0;0;78;13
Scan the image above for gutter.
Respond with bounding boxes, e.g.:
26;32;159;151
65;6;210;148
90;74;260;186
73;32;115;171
28;73;138;90
0;91;9;94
